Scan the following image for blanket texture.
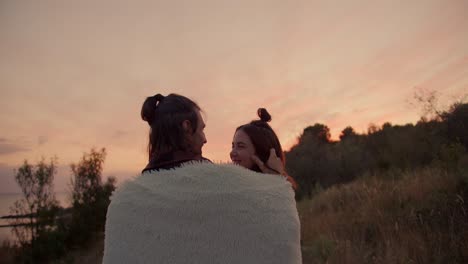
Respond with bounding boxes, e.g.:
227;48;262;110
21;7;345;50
103;161;301;264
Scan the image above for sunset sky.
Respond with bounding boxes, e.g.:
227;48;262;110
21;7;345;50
1;0;467;192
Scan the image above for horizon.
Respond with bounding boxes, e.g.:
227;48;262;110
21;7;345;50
0;108;461;194
1;0;467;193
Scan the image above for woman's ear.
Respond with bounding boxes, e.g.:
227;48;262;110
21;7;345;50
182;120;193;134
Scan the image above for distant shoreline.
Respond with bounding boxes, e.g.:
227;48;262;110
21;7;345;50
0;191;69;195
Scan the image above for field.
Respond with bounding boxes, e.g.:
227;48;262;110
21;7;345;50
298;165;468;263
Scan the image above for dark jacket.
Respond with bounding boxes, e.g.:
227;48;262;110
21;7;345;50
142;150;211;173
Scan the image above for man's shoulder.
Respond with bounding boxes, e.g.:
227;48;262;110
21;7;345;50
111;162;289;201
142;156;212;173
155;161;254;179
163;162;286;189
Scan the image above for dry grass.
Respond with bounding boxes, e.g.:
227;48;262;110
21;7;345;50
0;233;104;264
0;241;17;264
298;165;468;264
54;232;104;264
3;164;467;263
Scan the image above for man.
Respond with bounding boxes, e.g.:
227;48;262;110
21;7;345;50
103;93;301;264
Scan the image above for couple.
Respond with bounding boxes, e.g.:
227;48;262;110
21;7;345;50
103;94;302;264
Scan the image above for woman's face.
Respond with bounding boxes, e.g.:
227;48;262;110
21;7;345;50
230;129;256;169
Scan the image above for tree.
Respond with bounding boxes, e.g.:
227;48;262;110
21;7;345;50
286;124;335;199
412;87;443;120
382;122;392;130
68;148;116;244
367;123;380;134
339;126;357;141
300;123;331;144
9;158;61;261
442;102;468;149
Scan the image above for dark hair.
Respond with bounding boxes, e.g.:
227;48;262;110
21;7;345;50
141;93;201;161
236;108;285;172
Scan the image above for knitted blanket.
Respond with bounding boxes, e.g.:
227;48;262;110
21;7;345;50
103;161;302;264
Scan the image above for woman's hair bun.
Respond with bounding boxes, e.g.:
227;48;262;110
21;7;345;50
257;108;272;122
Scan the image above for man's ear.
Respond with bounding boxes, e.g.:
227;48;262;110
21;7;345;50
182;120;193;134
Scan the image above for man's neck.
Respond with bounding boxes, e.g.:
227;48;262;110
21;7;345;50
142;150;209;172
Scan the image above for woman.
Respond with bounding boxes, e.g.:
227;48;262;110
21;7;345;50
230;108;298;190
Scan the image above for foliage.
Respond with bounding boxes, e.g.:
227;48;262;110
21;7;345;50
6;148;117;263
303;235;335;264
67;148;116;245
339;126;357;141
300;123;332;144
8;157;65;263
298;163;468;264
412;87;443;120
286;102;468;200
441;102;468;150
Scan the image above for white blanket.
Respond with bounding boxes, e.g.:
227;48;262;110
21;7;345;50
103;162;302;264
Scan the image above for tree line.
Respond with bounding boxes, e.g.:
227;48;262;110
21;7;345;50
286;101;468;200
5;148;116;263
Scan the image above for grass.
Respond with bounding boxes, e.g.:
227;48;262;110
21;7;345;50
2;162;467;263
298;163;468;263
0;232;104;264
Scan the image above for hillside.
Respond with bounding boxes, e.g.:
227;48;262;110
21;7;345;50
298;163;468;263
